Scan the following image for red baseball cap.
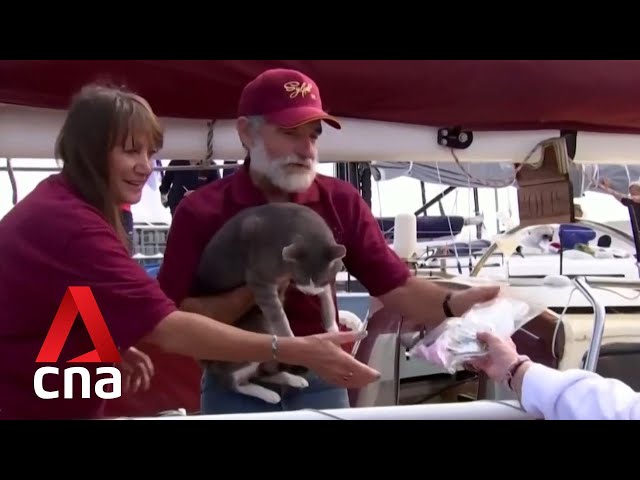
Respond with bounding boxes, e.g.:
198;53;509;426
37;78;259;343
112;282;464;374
238;68;341;130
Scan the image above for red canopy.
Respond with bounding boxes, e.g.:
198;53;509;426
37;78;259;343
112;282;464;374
3;60;640;133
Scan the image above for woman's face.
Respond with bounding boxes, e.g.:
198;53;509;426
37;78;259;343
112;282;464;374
108;135;156;205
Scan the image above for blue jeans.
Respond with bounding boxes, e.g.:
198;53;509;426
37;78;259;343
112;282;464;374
200;371;350;415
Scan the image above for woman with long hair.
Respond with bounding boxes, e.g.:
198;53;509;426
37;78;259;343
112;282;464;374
0;83;379;420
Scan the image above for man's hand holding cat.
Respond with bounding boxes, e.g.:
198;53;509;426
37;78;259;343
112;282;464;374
281;330;381;388
117;346;155;394
276;274;292;301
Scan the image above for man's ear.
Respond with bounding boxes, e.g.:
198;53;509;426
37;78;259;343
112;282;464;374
237;116;254;149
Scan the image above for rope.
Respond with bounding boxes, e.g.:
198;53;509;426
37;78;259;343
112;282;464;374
204;120;215;166
302;408;347;420
7;158;18;205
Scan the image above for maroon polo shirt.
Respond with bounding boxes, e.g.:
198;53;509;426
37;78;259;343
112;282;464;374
157;165;411;338
0;174;176;420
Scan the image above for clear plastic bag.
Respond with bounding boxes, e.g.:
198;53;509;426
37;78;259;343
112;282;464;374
407;286;547;373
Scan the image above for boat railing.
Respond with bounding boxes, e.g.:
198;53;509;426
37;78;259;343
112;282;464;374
128;399;535;420
469;219;638;278
575;276;612;372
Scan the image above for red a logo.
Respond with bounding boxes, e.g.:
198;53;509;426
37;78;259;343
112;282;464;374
36;286;121;363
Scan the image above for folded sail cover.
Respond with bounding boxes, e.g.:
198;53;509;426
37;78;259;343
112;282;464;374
2;60;640;134
371;161;640;197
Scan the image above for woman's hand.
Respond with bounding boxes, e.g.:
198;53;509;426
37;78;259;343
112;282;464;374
282;330;381;389
118;346;155;394
467;331;520;381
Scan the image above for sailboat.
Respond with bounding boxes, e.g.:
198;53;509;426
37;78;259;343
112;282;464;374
2;60;640;420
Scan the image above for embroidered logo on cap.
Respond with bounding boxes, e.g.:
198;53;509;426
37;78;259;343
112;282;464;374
284;81;316;99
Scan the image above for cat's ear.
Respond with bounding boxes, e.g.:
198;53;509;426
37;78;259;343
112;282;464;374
282;243;299;262
328;244;346;260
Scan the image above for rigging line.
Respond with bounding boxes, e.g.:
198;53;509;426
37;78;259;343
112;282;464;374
466;163;474;273
447;137;556;189
435;160;461;273
301;408;346;420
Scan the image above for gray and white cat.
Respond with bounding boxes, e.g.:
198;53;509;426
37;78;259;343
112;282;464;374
191;202;346;404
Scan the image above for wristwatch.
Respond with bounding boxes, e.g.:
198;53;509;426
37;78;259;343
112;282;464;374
505;355;530;390
443;292;455;317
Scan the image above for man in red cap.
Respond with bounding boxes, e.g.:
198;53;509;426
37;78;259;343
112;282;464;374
158;68;499;415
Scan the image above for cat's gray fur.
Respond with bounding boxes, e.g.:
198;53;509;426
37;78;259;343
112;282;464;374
191;202;346;404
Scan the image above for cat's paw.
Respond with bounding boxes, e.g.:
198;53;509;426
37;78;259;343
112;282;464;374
338;310;364;331
259;390;283;404
286;375;310;389
256;388;282;404
261;371;309;389
236;383;282;404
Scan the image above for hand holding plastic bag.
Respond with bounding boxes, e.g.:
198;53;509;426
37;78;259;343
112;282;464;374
408;286;547;373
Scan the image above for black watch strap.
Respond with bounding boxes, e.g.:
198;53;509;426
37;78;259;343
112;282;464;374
506;355;530;390
443;292;454;317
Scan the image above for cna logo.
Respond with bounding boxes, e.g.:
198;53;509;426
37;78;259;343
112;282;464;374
34;286;122;400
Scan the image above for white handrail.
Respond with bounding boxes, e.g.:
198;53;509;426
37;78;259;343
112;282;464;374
574;276;607;372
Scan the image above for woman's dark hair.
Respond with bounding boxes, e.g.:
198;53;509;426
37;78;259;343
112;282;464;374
55;82;163;246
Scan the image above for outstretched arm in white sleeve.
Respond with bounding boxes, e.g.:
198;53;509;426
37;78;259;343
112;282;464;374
517;362;640;420
469;331;640;420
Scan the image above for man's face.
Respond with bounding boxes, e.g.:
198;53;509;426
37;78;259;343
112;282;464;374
629;184;640;196
242;119;321;193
